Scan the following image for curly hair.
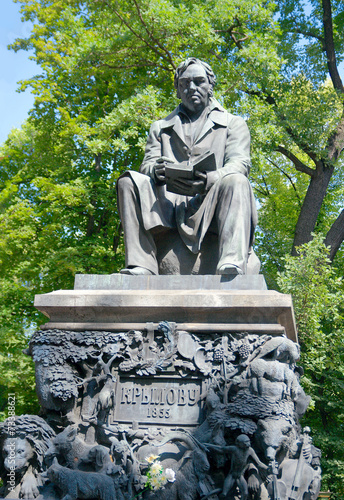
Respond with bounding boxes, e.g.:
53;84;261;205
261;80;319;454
174;58;216;99
0;414;56;472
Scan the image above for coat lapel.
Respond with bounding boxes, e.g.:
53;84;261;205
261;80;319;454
160;100;229;146
194;108;228;144
160;109;187;146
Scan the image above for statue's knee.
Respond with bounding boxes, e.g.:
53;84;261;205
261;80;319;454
220;173;248;189
117;175;135;196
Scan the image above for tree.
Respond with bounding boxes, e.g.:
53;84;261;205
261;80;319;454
1;0;344;492
1;0;282;417
8;0;343;282
278;234;344;496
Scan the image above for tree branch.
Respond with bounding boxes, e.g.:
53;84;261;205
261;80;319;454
231;31;249;49
132;0;176;70
261;174;271;197
252;185;270;197
324;209;344;260
244;89;319;163
288;28;325;49
214;18;249;49
291;163;334;253
283;125;318;162
214;18;241;34
322;0;344;93
276;146;316;177
267;157;302;204
250;177;270;197
327;109;344;161
104;1;173;70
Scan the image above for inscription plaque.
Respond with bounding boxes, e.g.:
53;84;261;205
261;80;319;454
114;376;203;426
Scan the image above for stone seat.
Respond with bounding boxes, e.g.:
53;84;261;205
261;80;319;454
154;229;261;275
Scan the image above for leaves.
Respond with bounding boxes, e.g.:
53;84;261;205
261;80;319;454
277;235;344;495
1;0;344;493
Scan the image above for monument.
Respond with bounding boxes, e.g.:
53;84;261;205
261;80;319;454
117;57;259;277
0;59;321;500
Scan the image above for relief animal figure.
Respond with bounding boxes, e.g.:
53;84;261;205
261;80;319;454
46;457;117;500
247;357;299;398
80;445;121;475
244;337;301;401
110;435;145;498
0;415;56;500
193;388;224;446
206;434;268;500
255;417;296;462
45;426;111;471
79;353;117;425
251;337;300;365
97;374;116;413
143;431;213;500
2;437;41;499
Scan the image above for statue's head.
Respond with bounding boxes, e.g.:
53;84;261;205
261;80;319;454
236;434;251;449
2;437;34;473
174;58;216;113
0;415;56;480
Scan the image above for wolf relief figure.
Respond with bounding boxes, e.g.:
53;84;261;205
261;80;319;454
46;458;117;500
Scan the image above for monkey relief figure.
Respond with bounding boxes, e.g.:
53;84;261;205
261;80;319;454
206;434;269;500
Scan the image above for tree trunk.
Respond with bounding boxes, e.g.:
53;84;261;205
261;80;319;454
292;163;334;254
325;209;344;260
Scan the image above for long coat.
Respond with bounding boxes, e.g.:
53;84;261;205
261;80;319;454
125;99;257;254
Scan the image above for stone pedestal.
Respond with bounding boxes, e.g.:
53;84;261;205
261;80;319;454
0;275;321;500
34;274;297;342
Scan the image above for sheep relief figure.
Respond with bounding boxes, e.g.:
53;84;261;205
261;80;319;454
45;458;117;500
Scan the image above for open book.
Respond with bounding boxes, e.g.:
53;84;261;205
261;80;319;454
165;151;216;194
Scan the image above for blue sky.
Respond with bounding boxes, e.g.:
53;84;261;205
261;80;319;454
0;0;40;144
2;1;343;147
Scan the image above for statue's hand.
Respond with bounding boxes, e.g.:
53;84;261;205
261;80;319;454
153;157;172;184
170;171;207;196
247;473;260;493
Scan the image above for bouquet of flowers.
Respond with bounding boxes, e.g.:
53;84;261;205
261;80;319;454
145;454;176;490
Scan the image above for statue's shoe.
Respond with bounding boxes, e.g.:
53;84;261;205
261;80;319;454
120;267;155;276
216;264;243;276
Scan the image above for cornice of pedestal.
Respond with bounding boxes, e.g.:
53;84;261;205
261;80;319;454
34;274;297;342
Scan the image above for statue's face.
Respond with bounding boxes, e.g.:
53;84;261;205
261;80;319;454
236;435;250;449
178;63;211;114
2;438;34;472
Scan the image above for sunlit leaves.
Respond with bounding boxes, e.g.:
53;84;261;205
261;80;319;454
277;235;344;495
1;0;344;492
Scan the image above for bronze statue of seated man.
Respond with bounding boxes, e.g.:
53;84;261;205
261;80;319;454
117;57;259;276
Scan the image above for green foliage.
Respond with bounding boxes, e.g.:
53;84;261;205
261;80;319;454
0;0;282;423
277;235;344;496
1;0;344;493
0;278;40;420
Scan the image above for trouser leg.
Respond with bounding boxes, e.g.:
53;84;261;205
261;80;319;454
117;175;159;275
214;174;253;274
